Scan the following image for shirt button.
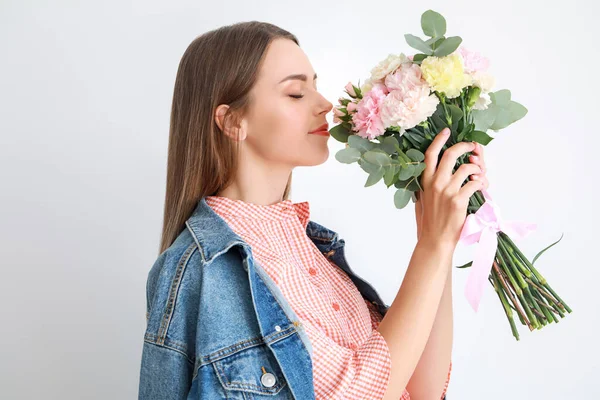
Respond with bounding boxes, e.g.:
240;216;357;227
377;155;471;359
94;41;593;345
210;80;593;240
332;302;340;311
349;342;358;350
274;325;281;332
308;267;317;276
261;372;277;388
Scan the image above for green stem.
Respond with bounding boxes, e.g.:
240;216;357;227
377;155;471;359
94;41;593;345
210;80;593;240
497;238;528;289
492;268;520;340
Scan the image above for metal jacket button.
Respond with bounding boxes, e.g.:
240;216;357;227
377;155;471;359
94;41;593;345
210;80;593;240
261;372;277;388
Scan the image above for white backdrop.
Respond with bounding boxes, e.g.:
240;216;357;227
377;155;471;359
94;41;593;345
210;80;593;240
1;1;598;399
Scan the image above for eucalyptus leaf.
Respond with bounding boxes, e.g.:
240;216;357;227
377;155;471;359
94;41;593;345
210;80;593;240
335;147;361;164
490;101;528;131
395;177;420;192
490;89;511;106
394;188;412;209
413;162;427;176
406;148;425;162
383;165;397;187
365;168;385;187
421;10;446;38
359;159;381;175
398;164;416;180
433;36;462;57
404;34;433;55
472;106;499;132
363;150;391;166
348;135;376;152
380;136;399;155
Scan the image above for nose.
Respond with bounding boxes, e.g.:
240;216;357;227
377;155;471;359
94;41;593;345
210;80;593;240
318;93;334;115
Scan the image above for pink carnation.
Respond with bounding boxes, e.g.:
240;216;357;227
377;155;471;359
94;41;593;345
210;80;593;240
385;63;426;98
380;86;439;130
351;83;389;140
456;46;490;74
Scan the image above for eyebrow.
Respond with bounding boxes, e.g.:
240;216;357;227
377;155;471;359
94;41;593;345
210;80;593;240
278;72;318;84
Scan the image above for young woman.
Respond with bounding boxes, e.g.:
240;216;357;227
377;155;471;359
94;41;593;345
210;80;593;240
139;21;489;400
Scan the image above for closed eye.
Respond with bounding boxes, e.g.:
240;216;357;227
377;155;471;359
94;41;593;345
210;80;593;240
289;94;304;99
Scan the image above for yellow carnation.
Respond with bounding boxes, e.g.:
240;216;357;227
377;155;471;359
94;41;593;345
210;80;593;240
420;53;472;98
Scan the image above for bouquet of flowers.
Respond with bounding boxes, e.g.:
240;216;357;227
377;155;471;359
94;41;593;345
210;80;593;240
330;9;570;340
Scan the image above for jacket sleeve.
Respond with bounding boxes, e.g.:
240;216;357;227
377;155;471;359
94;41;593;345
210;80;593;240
138;248;198;399
365;299;452;400
138;341;194;399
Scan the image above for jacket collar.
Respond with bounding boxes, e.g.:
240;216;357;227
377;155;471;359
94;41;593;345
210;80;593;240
185;196;340;264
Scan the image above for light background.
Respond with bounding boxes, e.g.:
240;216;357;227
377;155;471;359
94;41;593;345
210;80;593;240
1;1;598;398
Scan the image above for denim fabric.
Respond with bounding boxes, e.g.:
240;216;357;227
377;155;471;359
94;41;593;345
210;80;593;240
139;196;390;399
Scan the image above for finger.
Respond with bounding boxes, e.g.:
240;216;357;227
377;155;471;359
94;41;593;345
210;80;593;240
470;174;489;190
436;141;477;182
457;179;485;203
422;127;451;182
469;154;483;169
472;142;484;157
449;163;482;192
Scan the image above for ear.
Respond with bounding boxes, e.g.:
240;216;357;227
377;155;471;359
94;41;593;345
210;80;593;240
215;104;247;141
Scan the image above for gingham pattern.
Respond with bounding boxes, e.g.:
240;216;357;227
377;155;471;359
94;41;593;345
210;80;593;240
205;195;451;399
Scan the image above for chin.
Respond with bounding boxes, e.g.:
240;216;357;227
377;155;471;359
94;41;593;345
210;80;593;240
304;147;329;166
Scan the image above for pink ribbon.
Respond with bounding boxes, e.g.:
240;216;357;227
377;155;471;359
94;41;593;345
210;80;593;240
459;189;537;312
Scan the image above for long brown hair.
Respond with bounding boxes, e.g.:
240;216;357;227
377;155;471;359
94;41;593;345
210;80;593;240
159;21;299;254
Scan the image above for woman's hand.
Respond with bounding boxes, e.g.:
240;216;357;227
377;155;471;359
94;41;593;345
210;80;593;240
414;127;489;248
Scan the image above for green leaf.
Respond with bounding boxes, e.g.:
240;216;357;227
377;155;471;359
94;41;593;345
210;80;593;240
365;168;384;187
465;130;494;145
402;131;425;149
395;177;421;191
490;89;511;106
404;34;433;55
446;104;463;132
457;122;474;142
380;136;399;155
359;158;380;175
472;106;499;132
412;53;428;63
421;10;446;38
398;164;416;180
490;101;528;131
406;148;425;162
348;135;375;153
334;147;361;164
472;89;527;132
394;188;412;209
329;124;351;143
413;162;427;176
433;36;462;57
363;150;391;166
532;233;564;265
456;261;473;269
383;165;397;187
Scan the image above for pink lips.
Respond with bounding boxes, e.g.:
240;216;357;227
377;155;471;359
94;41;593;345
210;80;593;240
308;123;330;136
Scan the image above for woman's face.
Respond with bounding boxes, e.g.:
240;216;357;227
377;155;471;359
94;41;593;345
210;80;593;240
239;38;334;168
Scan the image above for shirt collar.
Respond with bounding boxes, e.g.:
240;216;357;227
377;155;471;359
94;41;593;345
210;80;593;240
185;196;340;263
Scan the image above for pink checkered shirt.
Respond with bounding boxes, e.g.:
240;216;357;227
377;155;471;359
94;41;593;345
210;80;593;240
206;195;451;399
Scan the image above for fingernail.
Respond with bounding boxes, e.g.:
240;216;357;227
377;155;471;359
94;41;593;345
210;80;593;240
443;128;450;135
471;155;479;160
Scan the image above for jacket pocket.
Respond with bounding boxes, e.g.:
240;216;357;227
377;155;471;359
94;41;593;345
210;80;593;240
212;342;289;398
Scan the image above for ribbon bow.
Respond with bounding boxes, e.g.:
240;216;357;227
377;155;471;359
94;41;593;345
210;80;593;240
459;189;537;312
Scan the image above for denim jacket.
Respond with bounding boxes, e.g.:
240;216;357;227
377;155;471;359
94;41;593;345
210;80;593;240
138;196;392;399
